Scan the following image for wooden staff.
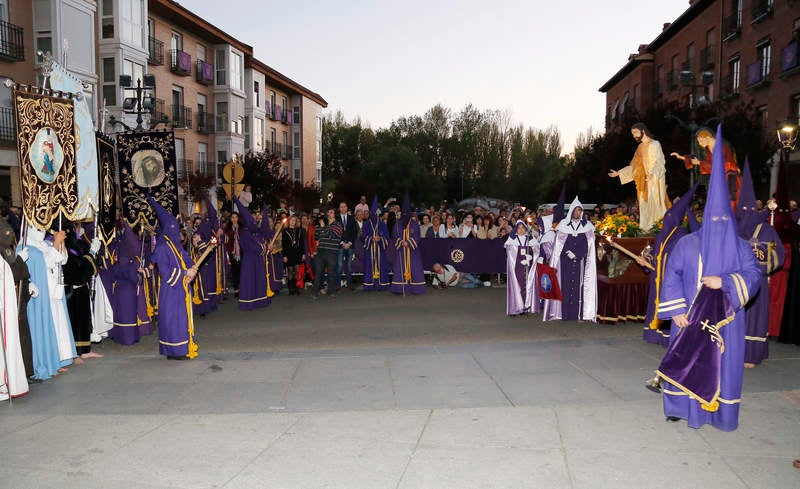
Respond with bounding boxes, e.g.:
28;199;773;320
268;217;288;251
187;236;218;278
601;234;655;271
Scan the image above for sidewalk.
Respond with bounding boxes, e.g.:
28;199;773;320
1;289;798;488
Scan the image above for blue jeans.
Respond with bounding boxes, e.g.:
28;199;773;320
458;273;483;289
337;246;354;287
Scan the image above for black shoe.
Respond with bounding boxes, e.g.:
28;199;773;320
167;355;187;361
665;416;681;422
645;383;662;394
27;376;43;384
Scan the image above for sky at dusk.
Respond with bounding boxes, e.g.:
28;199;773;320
178;0;690;154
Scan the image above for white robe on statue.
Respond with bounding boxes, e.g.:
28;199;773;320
0;257;28;400
617;139;668;231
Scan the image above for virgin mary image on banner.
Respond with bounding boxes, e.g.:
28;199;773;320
30;127;64;183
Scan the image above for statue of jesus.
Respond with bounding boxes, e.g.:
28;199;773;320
608;123;669;231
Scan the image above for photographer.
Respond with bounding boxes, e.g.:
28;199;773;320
311;208;343;299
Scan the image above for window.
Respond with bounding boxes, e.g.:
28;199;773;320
610;99;619;120
175;138;185;175
198;142;208;174
282;131;288;158
729;56;740;93
254;81;260;107
757;105;768;130
791;94;800;124
294;169;300;181
293;106;300;124
269;91;276;116
620;93;628;116
244;116;250;149
122;59;144;86
281;96;287;115
216;101;228;131
293;130;301;158
215;49;226;85
254;117;264;151
197;93;207;115
686;42;695;72
316;140;322;162
633;84;640;111
218;151;227;165
197;44;206;62
172;86;184;126
270;127;276;153
33;0;52;62
101;0;114;38
101;57;116;106
230;52;243;90
758;41;771;78
733;0;742;25
171;33;182;52
121;0;144;48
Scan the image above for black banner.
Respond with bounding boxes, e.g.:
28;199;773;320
116;130;179;230
96;132;117;244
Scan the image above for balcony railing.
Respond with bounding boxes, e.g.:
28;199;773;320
723;13;741;40
170;105;192;128
0;20;25;61
0;107;16;146
170;49;191;75
700;45;715;69
195;161;217;179
177;159;194;180
682;58;694;73
197;112;215;134
746;60;770;88
751;0;773;23
148;36;164;65
666;69;679;90
196;60;214;85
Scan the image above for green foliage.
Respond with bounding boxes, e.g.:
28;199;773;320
242;150;320;211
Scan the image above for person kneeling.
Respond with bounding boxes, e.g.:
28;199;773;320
431;263;490;289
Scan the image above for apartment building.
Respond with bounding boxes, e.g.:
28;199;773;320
600;0;800;145
0;0;97;204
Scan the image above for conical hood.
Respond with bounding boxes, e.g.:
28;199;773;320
699;124;741;276
553;184;566;222
662;182;699;231
204;196;219;230
260;204;272;237
0;215;15;249
401;192;411;215
118;221;141;259
148;196;182;243
736;157;763;236
370;195;380;225
565;196;583;224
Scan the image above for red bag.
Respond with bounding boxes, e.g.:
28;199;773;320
296;263;306;289
536;263;562;301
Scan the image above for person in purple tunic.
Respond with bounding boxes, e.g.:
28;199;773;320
505;220;539;315
362;196;390;291
390;196;426;295
543;197;597;322
736;158;784;367
233;197;271;310
110;223;143;345
655;125;760;431
149;197;198;360
205;197;227;300
263;209;285;295
639;183;698;347
189;217;218;316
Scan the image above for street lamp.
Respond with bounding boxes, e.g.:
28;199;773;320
115;74;158;131
777;121;798;152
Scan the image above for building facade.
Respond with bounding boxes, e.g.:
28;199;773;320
601;0;800;149
0;0;325;209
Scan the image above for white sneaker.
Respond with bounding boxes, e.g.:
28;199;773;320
483;281;491;287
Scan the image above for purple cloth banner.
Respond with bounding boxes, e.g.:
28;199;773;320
782;42;798;72
177;51;191;72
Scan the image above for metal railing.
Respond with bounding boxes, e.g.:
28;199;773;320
148;36;164;65
196;60;214;85
682;58;694;73
723;13;741;39
0;20;25;61
751;0;773;23
177;159;194;180
170;49;191;75
170;105;192;128
719;74;739;98
0;107;15;145
196;112;215;134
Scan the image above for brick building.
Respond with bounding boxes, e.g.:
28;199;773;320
600;0;800;187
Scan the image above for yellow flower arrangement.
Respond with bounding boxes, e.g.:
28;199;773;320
597;214;640;238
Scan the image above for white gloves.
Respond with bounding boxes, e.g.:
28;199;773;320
566;250;576;260
537;257;544;264
17;247;29;262
29;282;39;298
90;237;101;255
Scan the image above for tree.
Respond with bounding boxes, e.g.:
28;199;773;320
242;150;293;210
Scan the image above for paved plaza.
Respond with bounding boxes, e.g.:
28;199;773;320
1;288;799;488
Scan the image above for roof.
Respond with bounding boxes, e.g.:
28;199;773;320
598;0;715;93
247;57;328;107
149;0;253;55
598;53;653;93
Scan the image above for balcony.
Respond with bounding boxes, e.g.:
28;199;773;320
148;36;164;65
682;58;695;73
652;79;663;99
0;107;15;146
666;70;679;90
170;49;191;75
170;105;192;129
700;45;715;69
781;41;800;77
177;159;194;180
196;112;215;134
746;60;770;89
195;161;217;179
723;13;741;41
196;60;214;85
751;0;773;24
268;104;280;121
0;20;25;61
719;75;740;99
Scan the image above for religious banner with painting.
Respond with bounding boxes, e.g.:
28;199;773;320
117;130;179;230
13;88;79;231
49;59;100;220
96;132;117;244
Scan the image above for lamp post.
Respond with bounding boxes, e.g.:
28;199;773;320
112;74;159;132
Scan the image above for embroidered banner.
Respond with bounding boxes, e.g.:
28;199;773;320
117;130;179;230
49;61;100;219
13;88;79;230
96;132;117;244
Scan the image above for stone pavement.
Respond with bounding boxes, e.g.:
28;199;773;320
1;288;799;488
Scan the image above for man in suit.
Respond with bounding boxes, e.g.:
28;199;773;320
336;201;358;290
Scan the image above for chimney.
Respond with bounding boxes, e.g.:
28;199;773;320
638;44;648;54
663;22;671;31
